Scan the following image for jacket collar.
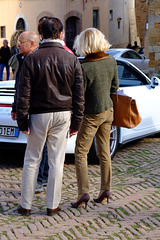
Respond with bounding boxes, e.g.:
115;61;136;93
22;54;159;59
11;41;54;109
39;41;64;49
82;51;109;63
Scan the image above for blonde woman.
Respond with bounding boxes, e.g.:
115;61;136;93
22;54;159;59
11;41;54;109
10;30;23;56
9;30;23;79
71;28;119;208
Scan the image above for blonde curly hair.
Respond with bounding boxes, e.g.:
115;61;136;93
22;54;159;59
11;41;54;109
73;28;111;56
10;30;24;48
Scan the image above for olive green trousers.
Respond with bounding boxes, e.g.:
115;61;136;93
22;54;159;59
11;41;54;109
75;107;113;195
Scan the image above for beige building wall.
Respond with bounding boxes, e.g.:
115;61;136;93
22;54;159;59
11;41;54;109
109;0;128;47
109;0;137;48
0;0;109;49
129;0;141;46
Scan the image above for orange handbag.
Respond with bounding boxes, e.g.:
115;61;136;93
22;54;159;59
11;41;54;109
111;92;142;129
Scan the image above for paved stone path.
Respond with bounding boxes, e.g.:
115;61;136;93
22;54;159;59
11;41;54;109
0;137;160;239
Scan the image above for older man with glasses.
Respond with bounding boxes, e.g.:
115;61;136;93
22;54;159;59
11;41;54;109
11;31;49;194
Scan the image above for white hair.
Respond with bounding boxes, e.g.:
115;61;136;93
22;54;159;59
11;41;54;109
73;28;111;56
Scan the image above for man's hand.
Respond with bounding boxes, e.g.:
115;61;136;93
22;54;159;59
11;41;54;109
11;112;17;121
69;128;78;137
22;128;30;135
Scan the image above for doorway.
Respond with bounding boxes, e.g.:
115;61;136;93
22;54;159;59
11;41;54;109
66;16;80;52
16;18;25;31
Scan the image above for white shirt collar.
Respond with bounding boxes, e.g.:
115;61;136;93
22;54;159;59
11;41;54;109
41;39;64;45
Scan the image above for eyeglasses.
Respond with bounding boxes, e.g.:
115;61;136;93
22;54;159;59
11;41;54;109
18;40;30;44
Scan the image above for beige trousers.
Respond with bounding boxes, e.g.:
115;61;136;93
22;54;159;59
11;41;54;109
20;111;71;209
75;108;113;195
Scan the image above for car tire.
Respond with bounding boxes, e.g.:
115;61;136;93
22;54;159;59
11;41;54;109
110;126;120;159
88;139;99;164
88;126;120;163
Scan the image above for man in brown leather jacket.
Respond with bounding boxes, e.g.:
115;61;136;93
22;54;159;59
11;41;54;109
16;17;84;216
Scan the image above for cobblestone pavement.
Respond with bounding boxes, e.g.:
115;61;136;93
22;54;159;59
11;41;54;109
0;136;160;240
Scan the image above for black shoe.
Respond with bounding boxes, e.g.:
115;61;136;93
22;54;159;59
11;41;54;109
17;205;31;216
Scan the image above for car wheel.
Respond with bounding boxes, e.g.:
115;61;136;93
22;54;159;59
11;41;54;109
88;126;120;163
110;126;120;159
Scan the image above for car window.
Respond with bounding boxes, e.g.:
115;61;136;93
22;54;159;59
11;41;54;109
107;50;120;56
137;47;144;55
121;51;142;60
117;62;149;87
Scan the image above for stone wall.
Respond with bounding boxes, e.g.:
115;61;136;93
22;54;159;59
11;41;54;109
136;0;160;76
148;0;160;76
136;0;148;47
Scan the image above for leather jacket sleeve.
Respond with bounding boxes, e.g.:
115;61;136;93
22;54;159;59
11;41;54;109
16;59;32;131
70;59;85;131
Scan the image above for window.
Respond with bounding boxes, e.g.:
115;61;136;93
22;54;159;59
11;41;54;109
93;10;99;28
117;62;149;87
117;18;121;29
118;21;121;29
122;51;142;59
0;26;6;38
110;10;113;20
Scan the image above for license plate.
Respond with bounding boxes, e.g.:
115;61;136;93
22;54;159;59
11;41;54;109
0;126;19;137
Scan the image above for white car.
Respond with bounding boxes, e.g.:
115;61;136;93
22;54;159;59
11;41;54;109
107;48;149;75
0;59;160;159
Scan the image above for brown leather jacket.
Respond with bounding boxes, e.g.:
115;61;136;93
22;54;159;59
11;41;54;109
16;42;84;131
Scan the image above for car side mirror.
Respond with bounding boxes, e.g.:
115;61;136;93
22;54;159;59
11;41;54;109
151;76;160;88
